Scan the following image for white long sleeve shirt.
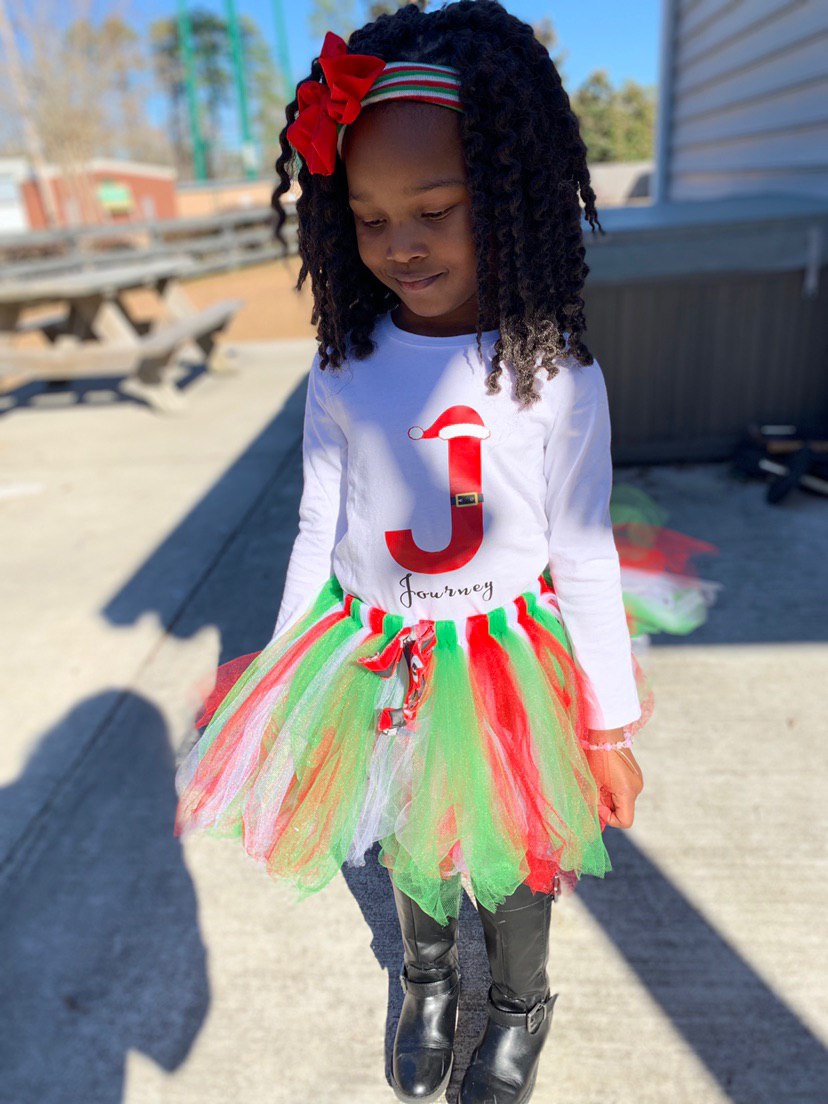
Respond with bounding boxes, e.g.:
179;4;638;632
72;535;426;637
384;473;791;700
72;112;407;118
272;310;641;730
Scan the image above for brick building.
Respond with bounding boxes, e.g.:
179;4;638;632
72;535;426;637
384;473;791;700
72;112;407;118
0;158;177;231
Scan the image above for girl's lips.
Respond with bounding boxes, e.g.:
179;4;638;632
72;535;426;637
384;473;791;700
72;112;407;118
394;273;444;292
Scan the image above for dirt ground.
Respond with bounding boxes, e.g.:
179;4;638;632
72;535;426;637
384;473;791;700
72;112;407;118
135;255;317;343
0;258;315;395
10;256;315;349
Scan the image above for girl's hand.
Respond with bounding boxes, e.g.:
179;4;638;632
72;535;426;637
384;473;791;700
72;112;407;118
583;728;644;829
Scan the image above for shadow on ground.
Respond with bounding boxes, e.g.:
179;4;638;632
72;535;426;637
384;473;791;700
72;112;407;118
579;830;828;1103
0;692;209;1103
0;363;209;417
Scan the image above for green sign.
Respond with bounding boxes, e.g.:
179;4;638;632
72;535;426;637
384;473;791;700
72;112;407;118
97;181;133;213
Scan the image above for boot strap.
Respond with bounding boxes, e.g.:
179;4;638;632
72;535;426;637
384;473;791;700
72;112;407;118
400;967;461;997
486;989;559;1035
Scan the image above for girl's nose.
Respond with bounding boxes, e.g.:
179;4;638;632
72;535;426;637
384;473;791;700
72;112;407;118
385;229;427;265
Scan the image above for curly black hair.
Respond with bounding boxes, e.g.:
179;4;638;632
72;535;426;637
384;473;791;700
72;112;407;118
271;0;605;406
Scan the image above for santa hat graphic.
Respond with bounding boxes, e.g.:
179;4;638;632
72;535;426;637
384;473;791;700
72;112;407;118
408;405;491;441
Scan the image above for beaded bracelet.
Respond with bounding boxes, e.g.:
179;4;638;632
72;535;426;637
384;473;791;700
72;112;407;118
579;726;635;752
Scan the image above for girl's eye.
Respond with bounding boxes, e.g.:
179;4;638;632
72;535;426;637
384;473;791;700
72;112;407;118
357;207;454;228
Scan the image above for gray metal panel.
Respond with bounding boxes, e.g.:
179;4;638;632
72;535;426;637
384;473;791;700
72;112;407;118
584;193;828;463
584;266;828;462
587;198;828;283
597;192;828;227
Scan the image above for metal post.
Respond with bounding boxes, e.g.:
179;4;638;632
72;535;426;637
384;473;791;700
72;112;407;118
225;0;256;179
177;0;208;182
270;0;294;102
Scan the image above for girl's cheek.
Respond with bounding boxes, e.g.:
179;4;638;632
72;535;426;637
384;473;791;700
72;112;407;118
355;235;380;267
354;237;386;280
438;209;473;254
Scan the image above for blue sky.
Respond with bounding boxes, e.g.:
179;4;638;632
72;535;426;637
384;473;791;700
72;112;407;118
128;0;662;143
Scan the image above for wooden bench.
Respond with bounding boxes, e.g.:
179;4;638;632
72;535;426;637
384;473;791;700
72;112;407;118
137;298;242;366
1;299;242;411
13;310;71;342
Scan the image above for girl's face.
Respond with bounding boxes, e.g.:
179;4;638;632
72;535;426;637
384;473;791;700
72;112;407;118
342;100;481;336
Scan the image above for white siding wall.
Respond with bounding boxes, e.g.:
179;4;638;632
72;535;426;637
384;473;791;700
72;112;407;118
0;161;29;233
660;0;828;200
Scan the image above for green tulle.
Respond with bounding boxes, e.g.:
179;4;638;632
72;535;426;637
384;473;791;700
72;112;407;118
177;577;621;925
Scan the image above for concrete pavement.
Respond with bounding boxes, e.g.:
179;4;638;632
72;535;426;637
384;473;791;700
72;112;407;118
0;346;826;1104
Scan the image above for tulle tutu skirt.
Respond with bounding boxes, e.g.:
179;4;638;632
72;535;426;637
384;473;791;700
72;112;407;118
610;485;721;639
173;488;717;924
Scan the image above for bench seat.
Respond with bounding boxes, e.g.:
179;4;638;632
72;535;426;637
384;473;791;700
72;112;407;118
0;299;242;381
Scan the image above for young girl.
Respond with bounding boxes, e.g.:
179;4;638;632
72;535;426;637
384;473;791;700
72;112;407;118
174;4;713;1102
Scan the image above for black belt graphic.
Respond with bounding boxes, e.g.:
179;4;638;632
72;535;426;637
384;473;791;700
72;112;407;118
451;491;484;507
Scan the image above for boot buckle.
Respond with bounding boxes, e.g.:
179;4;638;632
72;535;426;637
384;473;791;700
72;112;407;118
526;1002;546;1034
527;992;558;1034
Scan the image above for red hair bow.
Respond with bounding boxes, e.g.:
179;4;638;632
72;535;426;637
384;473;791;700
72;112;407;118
286;32;386;176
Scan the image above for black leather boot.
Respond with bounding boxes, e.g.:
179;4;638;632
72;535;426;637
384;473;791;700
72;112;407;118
460;880;559;1104
389;876;462;1103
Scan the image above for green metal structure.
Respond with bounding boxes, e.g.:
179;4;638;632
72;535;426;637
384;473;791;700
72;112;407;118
270;0;294;101
176;0;208;182
225;0;257;179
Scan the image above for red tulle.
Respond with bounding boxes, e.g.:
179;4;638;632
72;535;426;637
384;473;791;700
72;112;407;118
192;611;347;730
194;651;262;728
467;615;559;887
613;523;717;576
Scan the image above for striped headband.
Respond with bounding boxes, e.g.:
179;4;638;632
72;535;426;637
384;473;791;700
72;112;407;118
286;31;463;176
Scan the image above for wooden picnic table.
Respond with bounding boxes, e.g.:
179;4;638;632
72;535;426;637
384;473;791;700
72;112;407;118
0;254;242;412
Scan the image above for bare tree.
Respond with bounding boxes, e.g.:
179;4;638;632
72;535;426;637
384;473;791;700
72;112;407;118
11;0;108;223
0;1;171;224
0;0;59;224
96;16;172;164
